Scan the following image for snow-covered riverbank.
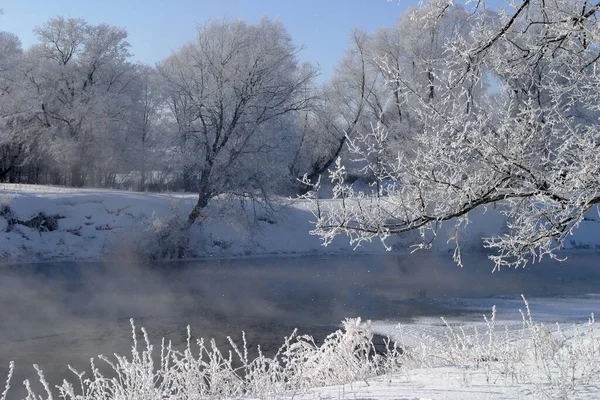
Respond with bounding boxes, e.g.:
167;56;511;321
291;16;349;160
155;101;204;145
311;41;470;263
2;184;599;263
289;297;600;399
0;184;412;262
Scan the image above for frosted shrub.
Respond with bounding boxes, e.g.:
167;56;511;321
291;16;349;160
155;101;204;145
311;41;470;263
142;200;195;260
146;213;190;259
10;300;600;399
400;296;600;398
279;318;380;389
14;318;396;400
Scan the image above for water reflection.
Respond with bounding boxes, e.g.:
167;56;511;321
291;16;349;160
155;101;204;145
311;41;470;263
0;252;598;395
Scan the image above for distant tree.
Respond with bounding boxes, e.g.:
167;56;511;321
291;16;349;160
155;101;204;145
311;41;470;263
159;18;317;221
368;5;478;152
297;10;477;187
20;17;138;187
294;29;385;185
0;31;25;181
120;65;170;191
307;0;600;269
134;66;159;191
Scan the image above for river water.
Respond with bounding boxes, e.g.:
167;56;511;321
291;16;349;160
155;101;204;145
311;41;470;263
1;252;599;395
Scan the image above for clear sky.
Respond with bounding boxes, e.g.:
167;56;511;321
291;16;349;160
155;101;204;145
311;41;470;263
0;0;421;83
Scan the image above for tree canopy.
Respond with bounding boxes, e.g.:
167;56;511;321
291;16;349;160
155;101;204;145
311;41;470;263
159;18;317;220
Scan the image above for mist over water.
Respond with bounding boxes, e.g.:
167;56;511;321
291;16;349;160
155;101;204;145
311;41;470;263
1;253;599;396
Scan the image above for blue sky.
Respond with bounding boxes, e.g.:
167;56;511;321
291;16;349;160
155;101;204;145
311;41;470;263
1;0;508;82
0;0;416;82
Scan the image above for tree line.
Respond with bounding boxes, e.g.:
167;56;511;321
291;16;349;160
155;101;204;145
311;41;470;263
0;9;466;219
2;0;598;244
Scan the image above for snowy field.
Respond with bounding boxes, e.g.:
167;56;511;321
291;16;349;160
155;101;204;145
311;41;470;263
1;183;599;263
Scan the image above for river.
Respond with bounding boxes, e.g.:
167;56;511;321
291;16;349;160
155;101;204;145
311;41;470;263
1;252;599;396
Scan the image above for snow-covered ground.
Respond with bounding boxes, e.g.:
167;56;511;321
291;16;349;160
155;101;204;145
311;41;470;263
284;369;532;399
288;297;600;399
1;183;599;263
0;184;413;262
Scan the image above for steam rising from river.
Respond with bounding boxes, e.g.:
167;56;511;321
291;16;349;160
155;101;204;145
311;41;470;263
0;253;597;395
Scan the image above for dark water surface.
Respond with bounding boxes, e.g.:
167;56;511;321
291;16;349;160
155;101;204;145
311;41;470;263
1;252;599;395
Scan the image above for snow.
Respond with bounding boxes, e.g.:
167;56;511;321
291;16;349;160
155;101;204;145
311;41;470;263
286;296;600;399
0;184;417;262
283;368;528;399
0;184;184;261
1;183;599;263
366;295;600;352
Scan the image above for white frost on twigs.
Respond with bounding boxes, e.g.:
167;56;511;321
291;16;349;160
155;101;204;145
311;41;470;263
306;0;600;270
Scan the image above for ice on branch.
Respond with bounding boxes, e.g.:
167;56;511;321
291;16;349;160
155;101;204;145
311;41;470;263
305;0;600;270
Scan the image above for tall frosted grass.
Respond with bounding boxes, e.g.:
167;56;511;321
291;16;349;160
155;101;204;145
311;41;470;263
5;298;600;399
399;296;600;398
8;318;399;400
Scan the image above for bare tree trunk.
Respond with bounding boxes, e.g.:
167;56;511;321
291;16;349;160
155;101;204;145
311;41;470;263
304;29;369;186
188;168;211;222
50;168;62;185
139;143;147;192
140;170;146;192
0;144;21;182
306;135;348;184
139;134;147;192
71;163;85;187
0;165;14;182
182;164;195;192
427;69;435;101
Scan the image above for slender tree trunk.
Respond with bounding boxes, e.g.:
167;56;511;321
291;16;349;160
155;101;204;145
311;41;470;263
183;164;195;192
50;168;62;185
140;170;146;192
188;168;211;222
0;165;14;182
306;135;348;185
139;135;147;191
0;145;21;182
71;163;85;187
140;149;146;192
427;68;435;101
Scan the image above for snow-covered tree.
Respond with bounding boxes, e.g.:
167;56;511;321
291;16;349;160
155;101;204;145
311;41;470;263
0;31;25;181
159;18;317;220
298;8;477;187
115;65;174;191
20;17;139;186
292;29;398;188
307;0;600;269
369;5;480;153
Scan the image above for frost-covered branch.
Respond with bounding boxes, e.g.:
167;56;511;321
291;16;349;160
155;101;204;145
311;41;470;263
307;0;600;269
